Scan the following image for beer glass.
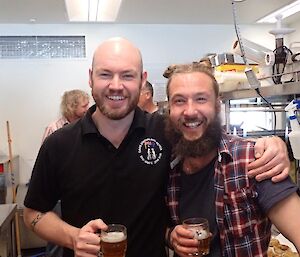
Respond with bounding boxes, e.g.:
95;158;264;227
183;218;211;255
100;224;127;257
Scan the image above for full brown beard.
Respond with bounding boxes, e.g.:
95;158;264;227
164;114;223;158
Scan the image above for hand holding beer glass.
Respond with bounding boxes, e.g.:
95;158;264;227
183;218;211;256
100;224;127;257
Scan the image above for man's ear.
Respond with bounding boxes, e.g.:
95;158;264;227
141;71;148;89
89;69;93;88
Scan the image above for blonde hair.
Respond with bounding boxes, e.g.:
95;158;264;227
165;63;219;99
61;90;89;118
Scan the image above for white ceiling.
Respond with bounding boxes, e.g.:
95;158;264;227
0;0;299;25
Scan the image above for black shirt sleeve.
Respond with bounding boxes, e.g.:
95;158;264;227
256;176;300;214
24;135;61;212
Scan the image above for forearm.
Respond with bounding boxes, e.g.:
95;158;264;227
268;193;300;252
23;207;79;249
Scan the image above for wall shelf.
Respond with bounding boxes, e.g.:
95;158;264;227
221;82;300;187
221;82;300;101
221;81;300;137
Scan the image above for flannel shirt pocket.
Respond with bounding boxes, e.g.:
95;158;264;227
223;188;259;238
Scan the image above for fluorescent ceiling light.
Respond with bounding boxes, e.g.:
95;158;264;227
65;0;122;22
257;0;300;23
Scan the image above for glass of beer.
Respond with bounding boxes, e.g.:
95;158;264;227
183;218;211;255
100;224;127;257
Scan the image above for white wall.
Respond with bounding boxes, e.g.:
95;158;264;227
288;20;300;50
0;23;275;183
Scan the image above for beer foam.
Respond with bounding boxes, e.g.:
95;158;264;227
102;232;126;243
194;229;208;240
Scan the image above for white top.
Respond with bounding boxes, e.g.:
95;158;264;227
42;116;69;142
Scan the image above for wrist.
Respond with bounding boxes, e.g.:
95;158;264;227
63;224;80;249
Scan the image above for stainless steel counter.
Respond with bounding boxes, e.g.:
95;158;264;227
0;203;17;257
0;155;20;204
0;203;16;233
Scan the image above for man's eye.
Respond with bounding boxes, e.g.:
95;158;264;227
173;99;185;105
196;97;206;103
99;73;111;78
122;74;134;80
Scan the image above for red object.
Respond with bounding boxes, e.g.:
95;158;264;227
0;164;4;173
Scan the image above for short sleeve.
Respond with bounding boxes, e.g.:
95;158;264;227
256;177;300;214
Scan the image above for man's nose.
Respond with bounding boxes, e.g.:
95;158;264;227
109;75;123;90
183;100;197;116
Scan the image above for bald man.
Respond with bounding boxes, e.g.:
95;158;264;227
24;37;171;257
23;37;291;257
138;81;159;113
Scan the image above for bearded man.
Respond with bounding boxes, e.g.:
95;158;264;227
165;63;300;257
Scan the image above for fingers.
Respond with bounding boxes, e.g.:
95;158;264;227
75;239;100;257
253;136;286;163
249;156;289;181
248;136;290;182
252;136;266;159
270;167;290;183
173;241;199;257
82;219;107;233
248;155;280;177
74;219;107;257
75;240;99;257
171;225;198;257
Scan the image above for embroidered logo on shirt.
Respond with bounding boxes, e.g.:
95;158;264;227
138;138;163;165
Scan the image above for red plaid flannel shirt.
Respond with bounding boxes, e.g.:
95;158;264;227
167;134;271;257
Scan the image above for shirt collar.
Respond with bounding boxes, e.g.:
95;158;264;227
81;104;146;136
129;106;147;132
81;105;98;135
217;133;234;162
61;116;70;125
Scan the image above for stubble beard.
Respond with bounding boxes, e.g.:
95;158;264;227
97;95;139;120
165;114;223;158
91;82;140;120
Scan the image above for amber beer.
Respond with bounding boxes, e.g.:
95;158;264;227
101;224;127;257
196;232;211;255
183;218;211;256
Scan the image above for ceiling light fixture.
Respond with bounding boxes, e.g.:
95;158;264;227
257;0;300;23
65;0;122;22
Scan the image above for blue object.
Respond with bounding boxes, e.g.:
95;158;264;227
30;252;46;257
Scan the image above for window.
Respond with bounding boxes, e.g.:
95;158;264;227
0;36;86;59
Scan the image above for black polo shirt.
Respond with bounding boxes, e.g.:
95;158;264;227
25;105;171;257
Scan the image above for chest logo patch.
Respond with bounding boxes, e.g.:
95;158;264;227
138;138;163;165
